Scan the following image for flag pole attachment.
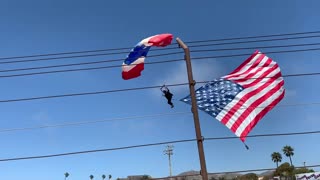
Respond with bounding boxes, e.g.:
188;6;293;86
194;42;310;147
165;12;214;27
176;37;209;180
243;142;249;150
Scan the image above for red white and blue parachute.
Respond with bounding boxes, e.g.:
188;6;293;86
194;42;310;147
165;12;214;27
122;33;173;80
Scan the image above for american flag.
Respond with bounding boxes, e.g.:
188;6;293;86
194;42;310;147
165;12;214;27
181;50;285;142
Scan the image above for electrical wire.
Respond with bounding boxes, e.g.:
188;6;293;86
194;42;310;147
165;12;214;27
0;103;319;133
0;51;182;72
1;30;320;61
0;111;191;133
1;47;320;79
1;42;320;73
0;51;182;65
184;30;320;44
190;42;320;53
0;138;197;162
191;47;320;61
187;34;320;49
206;130;320;140
0;72;320;104
1;34;320;65
0;130;319;162
0;83;184;103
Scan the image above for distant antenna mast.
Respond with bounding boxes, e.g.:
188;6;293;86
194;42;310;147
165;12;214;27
164;145;174;177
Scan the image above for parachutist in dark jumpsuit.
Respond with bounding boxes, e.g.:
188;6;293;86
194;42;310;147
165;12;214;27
161;85;174;108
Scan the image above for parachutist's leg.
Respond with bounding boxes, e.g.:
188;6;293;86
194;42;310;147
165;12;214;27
168;100;174;108
164;92;174;108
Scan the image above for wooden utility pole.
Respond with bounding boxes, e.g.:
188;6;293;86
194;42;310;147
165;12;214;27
164;145;174;177
176;37;208;180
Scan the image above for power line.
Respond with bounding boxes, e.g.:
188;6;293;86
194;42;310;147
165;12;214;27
0;72;320;103
0;51;182;72
0;51;182;65
184;30;320;44
1;47;320;79
0;83;186;103
1;42;319;73
0;138;196;162
192;47;320;61
0;112;191;133
1;34;320;66
188;34;320;49
190;42;320;53
1;30;320;61
206;130;320;141
0;51;129;64
0;102;319;133
0;130;319;162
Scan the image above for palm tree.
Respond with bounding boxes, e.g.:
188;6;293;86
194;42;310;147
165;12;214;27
102;175;106;180
64;172;70;180
90;175;94;180
271;152;282;168
109;174;112;180
282;145;294;166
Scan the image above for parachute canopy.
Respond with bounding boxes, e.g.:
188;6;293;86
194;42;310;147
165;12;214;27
122;33;173;80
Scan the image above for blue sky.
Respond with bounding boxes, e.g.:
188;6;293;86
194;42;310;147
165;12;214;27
0;0;320;179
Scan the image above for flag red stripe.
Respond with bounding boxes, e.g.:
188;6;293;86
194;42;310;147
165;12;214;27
239;90;285;141
231;79;284;133
226;54;266;79
231;58;273;83
228;50;259;75
241;64;279;88
221;68;281;125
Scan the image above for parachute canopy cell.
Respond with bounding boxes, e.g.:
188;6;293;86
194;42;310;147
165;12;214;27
122;33;173;80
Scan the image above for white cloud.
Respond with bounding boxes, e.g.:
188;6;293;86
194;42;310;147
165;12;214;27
31;111;59;145
32;111;51;123
285;89;297;97
150;58;225;98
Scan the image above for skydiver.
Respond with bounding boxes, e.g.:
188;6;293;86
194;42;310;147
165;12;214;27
160;85;174;108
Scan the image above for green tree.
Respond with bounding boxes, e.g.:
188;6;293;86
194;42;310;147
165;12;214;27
102;175;106;180
140;175;150;180
294;167;315;175
64;172;70;180
239;173;258;180
209;177;217;180
271;152;282;168
282;145;294;166
90;175;94;180
274;162;294;178
109;174;112;180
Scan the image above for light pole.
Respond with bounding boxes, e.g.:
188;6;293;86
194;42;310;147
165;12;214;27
176;37;209;180
164;145;174;177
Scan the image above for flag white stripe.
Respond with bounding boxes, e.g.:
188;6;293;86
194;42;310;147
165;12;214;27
235;83;285;136
216;76;269;122
216;67;280;124
224;76;282;129
122;57;145;72
236;63;277;86
223;53;262;79
227;56;272;81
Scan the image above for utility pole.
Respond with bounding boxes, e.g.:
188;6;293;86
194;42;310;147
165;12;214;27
164;145;174;177
176;37;209;180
